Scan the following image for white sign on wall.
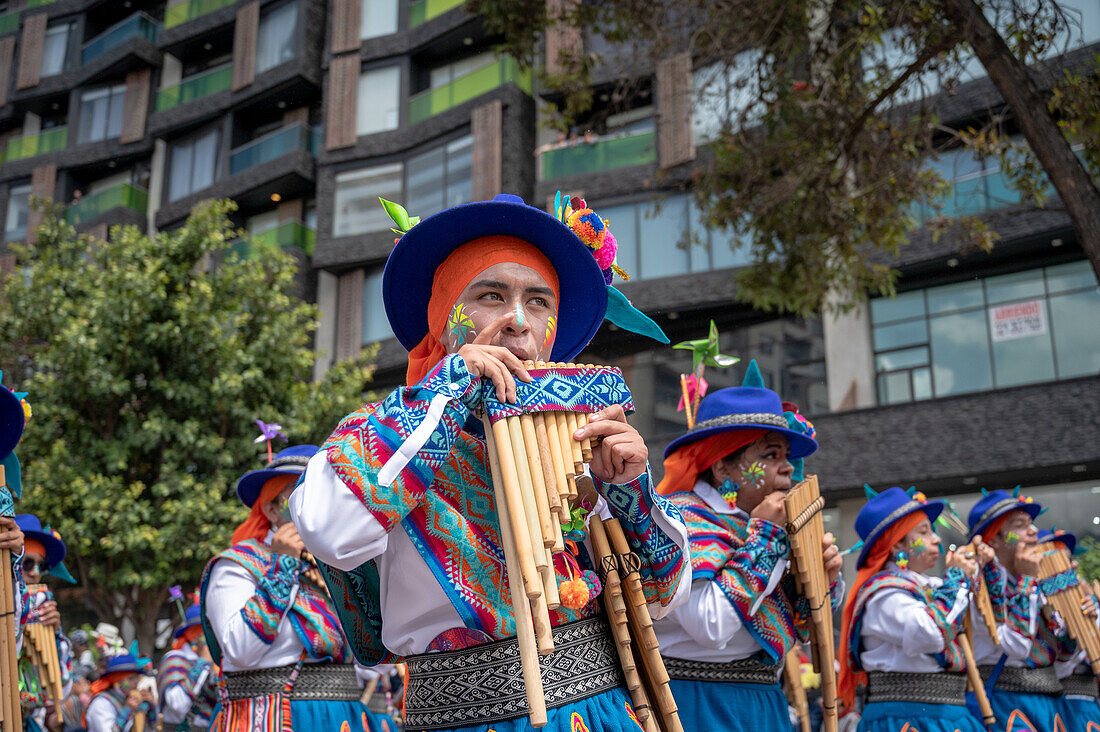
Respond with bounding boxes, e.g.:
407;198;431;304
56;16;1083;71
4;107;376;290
989;299;1047;342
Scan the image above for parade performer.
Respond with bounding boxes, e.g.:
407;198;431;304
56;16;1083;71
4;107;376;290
1036;528;1100;730
357;664;403;732
651;362;843;731
158;604;218;731
965;489;1069;732
16;513;74;731
200;444;378;731
84;654;155;732
839;486;988;732
291;193;689;732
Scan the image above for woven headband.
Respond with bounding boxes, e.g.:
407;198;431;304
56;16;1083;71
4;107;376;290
691;412;788;431
975;498;1021;532
266;455;312;471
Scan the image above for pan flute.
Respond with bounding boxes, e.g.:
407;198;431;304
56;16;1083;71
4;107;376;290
0;466;19;731
783;475;837;732
24;585;64;706
956;542;997;730
1038;545;1100;675
480;361;680;731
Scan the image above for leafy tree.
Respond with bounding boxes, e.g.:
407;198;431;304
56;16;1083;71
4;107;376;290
0;200;374;653
1077;536;1100;584
474;0;1100;314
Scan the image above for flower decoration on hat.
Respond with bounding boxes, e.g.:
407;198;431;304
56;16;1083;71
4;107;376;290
557;193;628;286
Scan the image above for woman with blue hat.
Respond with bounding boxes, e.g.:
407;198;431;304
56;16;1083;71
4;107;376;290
650;361;843;731
0;381;30;648
839;487;990;732
84;653;155;731
158;603;218;731
290;194;688;732
200;444;381;731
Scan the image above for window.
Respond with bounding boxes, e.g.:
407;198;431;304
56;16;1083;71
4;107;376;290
168;128;221;202
405;136;472;218
40;22;72;77
78;85;126;144
4;183;31;242
692;50;762;144
333;163;402;237
361;266;392;344
361;0;397;39
870;260;1100;405
357;66;400;136
256;2;298;74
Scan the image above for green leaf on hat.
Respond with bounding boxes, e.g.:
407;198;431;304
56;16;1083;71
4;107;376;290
673;320;739;371
379;198;413;233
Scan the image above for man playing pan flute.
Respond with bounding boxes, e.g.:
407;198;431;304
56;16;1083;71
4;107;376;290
651;361;843;731
291;193;689;732
158;603;218;731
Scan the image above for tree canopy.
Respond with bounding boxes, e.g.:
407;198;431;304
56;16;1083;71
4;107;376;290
0;200;374;652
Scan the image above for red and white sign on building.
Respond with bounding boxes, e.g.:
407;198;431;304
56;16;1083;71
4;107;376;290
989;299;1047;342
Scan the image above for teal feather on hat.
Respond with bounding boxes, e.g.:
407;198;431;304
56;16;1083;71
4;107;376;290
48;560;76;584
1012;485;1021;498
980;487;990;496
741;359;766;388
864;484;878;500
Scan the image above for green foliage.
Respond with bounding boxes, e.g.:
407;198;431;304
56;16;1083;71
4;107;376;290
1077;536;1100;584
0;200;373;650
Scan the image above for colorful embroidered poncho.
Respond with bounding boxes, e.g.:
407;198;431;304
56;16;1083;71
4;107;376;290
320;354;686;665
199;540;349;666
157;649;218;728
669;491;842;664
844;568;970;675
991;567;1075;668
19;586;71;711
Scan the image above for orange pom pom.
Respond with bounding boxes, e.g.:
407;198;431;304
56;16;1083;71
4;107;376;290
559;577;590;609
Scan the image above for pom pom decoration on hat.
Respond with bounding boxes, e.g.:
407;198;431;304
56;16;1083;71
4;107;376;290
671;320;739;428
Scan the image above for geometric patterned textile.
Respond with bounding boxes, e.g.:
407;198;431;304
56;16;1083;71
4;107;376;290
481;365;634;424
158;649;218;728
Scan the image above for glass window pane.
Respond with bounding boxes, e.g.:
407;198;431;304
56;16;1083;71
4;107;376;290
600;202;637;277
256;2;298;73
361;0;397;39
929;310;993;396
926;279;983;314
875;346;929;371
639;196;689;279
444;135;472;207
1045;260;1096;294
1050;289;1100;378
40;24;69;77
168;142;193;201
4;183;31;241
870;289;925;324
872;319;927;350
357;66;400;136
882;371;912;404
688;200;710;271
191;130;219;191
333;163;403;237
912;367;932;400
362;266;392;343
106;86;126;139
985;268;1045;305
989;299;1055;387
78;88;109;143
405;146;445;217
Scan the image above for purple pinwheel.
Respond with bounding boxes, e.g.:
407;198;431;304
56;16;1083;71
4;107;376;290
253;419;288;462
168;584;186;621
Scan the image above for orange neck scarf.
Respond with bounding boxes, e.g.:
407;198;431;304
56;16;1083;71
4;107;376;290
655;430;766;496
405;236;560;386
231;474;298;545
838;510;925;707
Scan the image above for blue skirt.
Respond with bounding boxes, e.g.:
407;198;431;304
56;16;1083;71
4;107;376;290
418;686;643;732
859;699;985;732
210;697;393;731
668;678;789;731
1058;694;1100;731
966;689;1060;732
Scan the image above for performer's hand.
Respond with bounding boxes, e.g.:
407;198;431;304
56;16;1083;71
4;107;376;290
1015;542;1041;577
37;600;61;631
0;517;23;553
139;688;154;704
574;404;647;484
945;550;977;578
126;689;144;710
972;535;995;568
457;313;532;403
750;491;787;526
822;533;842;584
270;522;305;559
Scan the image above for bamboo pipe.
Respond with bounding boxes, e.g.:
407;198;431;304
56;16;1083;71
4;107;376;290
488;417;541;601
0;465;16;732
604;520;656;641
133;710;146;732
532;411;565;527
520;365;556;553
563;365;584;473
959;625;995;731
482;414;548;727
784;647;810;732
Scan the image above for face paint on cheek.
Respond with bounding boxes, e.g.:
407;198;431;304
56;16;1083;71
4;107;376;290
447;303;476;348
540;315;557;357
910;537;926;556
1005;531;1020;545
740;460;766;489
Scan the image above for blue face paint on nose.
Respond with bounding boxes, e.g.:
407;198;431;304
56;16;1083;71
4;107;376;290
514;305;525;327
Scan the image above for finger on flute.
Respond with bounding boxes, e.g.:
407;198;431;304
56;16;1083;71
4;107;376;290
490;416;542;600
578;412;593;463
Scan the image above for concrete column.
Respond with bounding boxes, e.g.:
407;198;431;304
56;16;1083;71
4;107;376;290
836;495;864;584
160;53;182;89
823;298;876;411
313;270;338;381
22;111;41;135
147;139;167;234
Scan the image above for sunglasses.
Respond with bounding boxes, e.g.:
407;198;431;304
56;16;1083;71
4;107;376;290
22;559;48;574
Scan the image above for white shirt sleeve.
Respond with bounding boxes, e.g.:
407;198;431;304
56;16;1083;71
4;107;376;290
290;452;391;571
204;558;288;670
57;634;73;699
997;623;1033;661
85;695;120;732
666;579;747;650
162;684;192;722
862;588;946;657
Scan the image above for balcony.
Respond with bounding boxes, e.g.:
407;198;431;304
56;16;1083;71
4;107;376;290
539;130;656;179
229;124;316;176
408;0;464;28
65;183;148;226
155;64;232;111
164;0;237;29
0;10;18;35
82;13;160;65
408;57;532;126
228;222;316;259
4;127;67;163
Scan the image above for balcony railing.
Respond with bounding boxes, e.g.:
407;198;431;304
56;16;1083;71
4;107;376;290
408;0;465;28
156;64;233;111
228;222;316;260
0;11;18;35
4;127;67;163
408;57;532;125
164;0;236;29
82;12;160;65
229;124;315;176
66;183;148;225
539;130;657;179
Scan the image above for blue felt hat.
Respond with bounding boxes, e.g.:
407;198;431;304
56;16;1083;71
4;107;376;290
237;445;318;508
15;514;66;569
663;385;819;459
382;194;609;364
967;488;1042;541
854;487;944;569
0;385;23;460
173;604;202;638
1037;528;1077;555
104;654;141;675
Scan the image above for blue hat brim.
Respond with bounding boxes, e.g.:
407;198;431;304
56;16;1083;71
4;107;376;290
237;468;305;508
107;661;141;674
382;197;608;364
0;388;24;460
173;619;201;639
969;502;1042;541
22;530;65;569
856;500;944;569
663;423;818;460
